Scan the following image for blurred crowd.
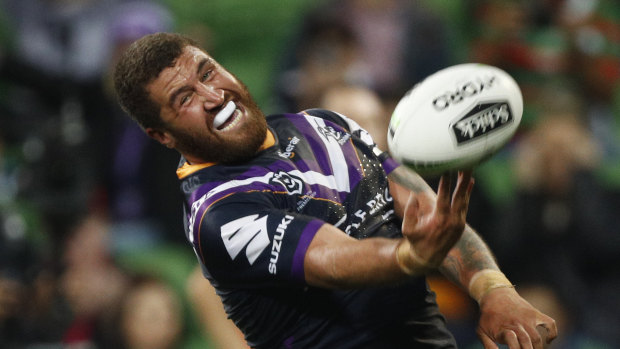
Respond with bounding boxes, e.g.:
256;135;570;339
0;0;619;348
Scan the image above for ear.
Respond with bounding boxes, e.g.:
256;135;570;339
146;127;175;149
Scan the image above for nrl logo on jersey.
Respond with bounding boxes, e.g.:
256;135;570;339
269;170;304;195
318;125;351;145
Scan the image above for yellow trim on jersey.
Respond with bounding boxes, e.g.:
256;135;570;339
176;162;214;179
176;130;276;179
262;128;276;149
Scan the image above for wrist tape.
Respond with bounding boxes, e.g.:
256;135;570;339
468;269;515;303
395;239;434;275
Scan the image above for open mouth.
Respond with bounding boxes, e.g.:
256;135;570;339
213;101;241;131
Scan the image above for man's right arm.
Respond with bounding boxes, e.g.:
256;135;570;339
304;171;474;289
303;223;405;288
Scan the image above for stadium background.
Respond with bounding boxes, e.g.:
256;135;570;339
0;0;619;347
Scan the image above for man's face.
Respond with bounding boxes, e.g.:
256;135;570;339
146;46;267;164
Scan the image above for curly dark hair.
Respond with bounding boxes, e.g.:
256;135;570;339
113;32;198;129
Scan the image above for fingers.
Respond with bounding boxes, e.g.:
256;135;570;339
475;285;558;349
535;326;549;349
453;171;474;201
536;319;558;346
546;324;558;343
499;329;523;349
401;193;422;240
437;171;474;210
477;329;499;349
435;171;474;232
451;171;474;216
539;318;558;343
435;173;452;214
486;325;549;349
520;317;557;349
403;170;475;263
403;193;420;221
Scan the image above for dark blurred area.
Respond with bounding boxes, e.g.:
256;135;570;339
0;0;619;348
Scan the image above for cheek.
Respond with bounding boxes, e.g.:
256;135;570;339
184;102;207;120
178;125;211;147
178;108;210;132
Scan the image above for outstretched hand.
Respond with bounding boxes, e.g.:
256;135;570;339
399;171;474;269
389;167;558;347
477;287;558;349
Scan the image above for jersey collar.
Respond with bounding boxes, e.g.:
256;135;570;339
176;129;276;179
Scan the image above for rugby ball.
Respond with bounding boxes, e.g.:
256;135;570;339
387;63;523;177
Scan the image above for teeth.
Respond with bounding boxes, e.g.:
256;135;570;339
213;101;236;129
220;109;241;131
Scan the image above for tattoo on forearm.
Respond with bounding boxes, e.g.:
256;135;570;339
388;165;499;289
439;226;499;287
387;166;432;193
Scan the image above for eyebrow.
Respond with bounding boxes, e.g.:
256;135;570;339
168;57;211;107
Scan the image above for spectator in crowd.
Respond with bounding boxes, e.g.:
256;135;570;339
0;0;126;245
558;0;620;193
102;0;184;250
274;0;452;112
119;275;184;349
186;268;250;349
60;213;129;348
319;85;389;151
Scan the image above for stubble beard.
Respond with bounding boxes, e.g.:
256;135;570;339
170;96;268;165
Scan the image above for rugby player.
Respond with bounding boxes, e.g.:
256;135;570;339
114;32;557;349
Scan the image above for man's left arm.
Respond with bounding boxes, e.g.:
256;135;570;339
440;226;557;348
387;166;557;349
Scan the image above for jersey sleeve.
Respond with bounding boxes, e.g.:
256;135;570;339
191;191;325;289
303;108;400;175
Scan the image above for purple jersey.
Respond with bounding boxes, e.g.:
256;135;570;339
178;109;455;348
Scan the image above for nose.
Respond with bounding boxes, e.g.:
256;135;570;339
196;83;225;110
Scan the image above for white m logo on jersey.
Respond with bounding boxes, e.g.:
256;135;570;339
220;215;270;265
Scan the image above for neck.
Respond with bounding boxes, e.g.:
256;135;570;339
182;130;274;165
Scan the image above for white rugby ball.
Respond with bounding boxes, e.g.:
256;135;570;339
387;63;523;177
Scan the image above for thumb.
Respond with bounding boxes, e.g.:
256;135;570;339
401;194;421;239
